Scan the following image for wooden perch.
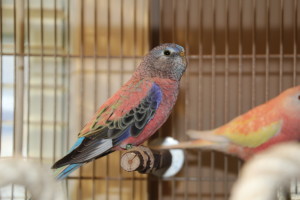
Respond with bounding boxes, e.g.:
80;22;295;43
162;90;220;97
120;146;172;176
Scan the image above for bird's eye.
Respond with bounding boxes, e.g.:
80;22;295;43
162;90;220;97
163;50;171;56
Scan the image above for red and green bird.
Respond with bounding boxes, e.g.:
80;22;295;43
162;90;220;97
158;86;300;160
52;43;187;179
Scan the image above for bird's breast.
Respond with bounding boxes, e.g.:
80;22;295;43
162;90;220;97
118;78;180;148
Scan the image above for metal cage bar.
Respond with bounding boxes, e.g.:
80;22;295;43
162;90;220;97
0;0;2;161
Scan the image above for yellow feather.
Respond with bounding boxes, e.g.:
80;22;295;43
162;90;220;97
222;120;282;148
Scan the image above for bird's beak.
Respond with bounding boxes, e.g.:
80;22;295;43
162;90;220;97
179;51;185;57
180;51;188;68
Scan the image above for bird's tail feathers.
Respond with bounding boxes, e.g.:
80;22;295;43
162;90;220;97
187;129;228;143
152;139;229;153
54;163;83;180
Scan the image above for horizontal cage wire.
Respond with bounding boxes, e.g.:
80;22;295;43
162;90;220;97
0;0;299;200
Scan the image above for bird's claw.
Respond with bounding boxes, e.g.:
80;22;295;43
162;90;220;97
126;144;133;150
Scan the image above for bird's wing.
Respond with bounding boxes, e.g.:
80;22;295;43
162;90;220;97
52;80;162;168
216;116;283;148
188;102;283;149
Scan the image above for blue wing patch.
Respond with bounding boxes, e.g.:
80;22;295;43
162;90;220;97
69;137;85;153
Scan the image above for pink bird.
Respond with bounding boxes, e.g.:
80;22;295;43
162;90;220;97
52;43;187;179
157;86;300;160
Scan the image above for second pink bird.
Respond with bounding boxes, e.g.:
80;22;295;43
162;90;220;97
159;86;300;160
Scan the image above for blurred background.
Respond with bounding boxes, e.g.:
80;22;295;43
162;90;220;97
0;0;299;199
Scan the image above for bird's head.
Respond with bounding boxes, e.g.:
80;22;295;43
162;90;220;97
278;85;300;118
135;43;187;81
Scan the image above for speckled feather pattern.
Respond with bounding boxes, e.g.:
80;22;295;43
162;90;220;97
134;43;186;81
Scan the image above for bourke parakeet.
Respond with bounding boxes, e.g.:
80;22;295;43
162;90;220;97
52;44;187;179
157;86;300;160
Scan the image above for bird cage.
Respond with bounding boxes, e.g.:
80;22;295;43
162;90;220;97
0;0;299;200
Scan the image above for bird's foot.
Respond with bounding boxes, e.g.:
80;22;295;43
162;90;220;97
126;144;133;150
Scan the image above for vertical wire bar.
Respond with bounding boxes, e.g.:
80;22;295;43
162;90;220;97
40;0;45;164
210;0;216;130
13;0;16;157
79;0;85;199
80;0;84;125
224;0;229;130
197;153;202;200
224;0;229;199
293;0;298;86
237;0;243;175
148;0;151;52
238;0;243;116
53;0;58;165
158;176;162;200
15;0;25;157
279;0;284;91
119;0;124;199
211;0;216;199
140;0;145;54
106;0;111;199
12;0;17;198
93;0;98;199
26;0;30;159
172;0;176;47
251;0;256;108
0;0;2;157
120;0;124;87
265;0;270;101
159;0;163;44
197;0;203;199
66;0;71;196
171;176;175;200
184;0;190;200
141;1;148;53
25;0;30;197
